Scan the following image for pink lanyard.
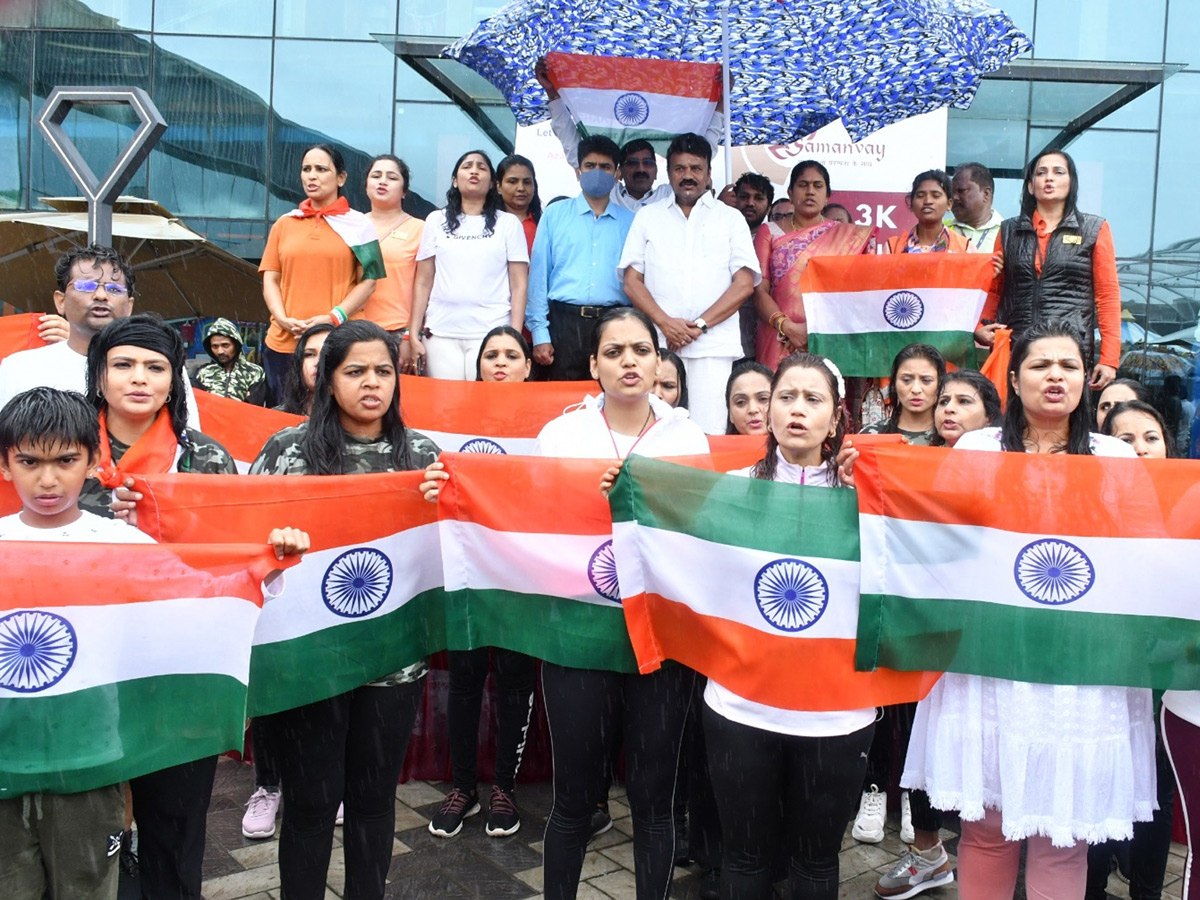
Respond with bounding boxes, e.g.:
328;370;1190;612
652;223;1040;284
601;407;659;461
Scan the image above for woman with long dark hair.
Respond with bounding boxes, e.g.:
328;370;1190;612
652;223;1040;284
251;320;442;900
975;149;1121;390
475;325;533;383
260;143;381;398
902;321;1155;898
364;153;423;374
724;360;772;436
861;344;945;445
885;170;968;254
496;153;542;255
655;348;689;409
410;150;529;380
1095;377;1150;432
275;323;334;416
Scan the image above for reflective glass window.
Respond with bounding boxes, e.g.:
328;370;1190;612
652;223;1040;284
269;40;396;213
394;101;506;206
149;36;271;219
1154;74;1200;251
945;116;1028;177
153;0;273;37
275;0;398;39
31;31;151;201
0;32;31;209
399;1;506;38
36;0;152;31
1166;2;1200;68
0;0;34;27
1033;0;1166;64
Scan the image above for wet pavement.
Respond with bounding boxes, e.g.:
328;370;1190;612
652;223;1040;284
115;756;1185;899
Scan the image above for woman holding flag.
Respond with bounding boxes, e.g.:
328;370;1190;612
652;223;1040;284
860;344;945;446
260;143;382;399
752;160;876;369
902;321;1156;899
251;320;443;900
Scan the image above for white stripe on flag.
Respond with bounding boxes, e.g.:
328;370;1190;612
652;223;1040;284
440;521;618;608
563;88;715;133
619;524;861;639
419;431;538;456
0;595;258;699
861;514;1200;619
253;523;442;646
805;288;986;336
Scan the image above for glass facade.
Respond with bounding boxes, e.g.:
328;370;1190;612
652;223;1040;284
0;0;1198;451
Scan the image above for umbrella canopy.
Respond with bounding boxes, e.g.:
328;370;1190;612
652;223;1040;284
444;0;1030;145
0;202;264;323
1120;348;1191;379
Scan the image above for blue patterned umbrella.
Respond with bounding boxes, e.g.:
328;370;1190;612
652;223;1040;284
443;0;1031;146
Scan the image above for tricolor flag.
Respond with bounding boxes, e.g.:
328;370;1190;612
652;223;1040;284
437;452;638;672
193;389;303;471
0;542;283;795
545;52;722;154
803;254;993;376
609;457;938;710
133;472;443;716
0;313;47;359
854;444;1200;689
281;206;385;280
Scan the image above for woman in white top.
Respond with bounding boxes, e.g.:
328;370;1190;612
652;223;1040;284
902;321;1156;899
703;352;885;900
410;150;529;380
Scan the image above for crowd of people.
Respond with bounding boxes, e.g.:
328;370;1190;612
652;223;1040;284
0;82;1193;900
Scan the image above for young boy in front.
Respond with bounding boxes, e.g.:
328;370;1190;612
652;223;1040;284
0;385;149;900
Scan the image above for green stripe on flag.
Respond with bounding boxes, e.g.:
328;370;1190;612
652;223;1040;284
576;124;683;154
248;588;445;716
857;593;1200;689
611;457;859;561
0;675;247;796
808;331;979;377
352;239;386;282
444;588;638;673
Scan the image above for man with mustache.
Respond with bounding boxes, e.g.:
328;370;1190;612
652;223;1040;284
619;133;760;434
949;162;1003;252
536;58;724;211
0;244;200;426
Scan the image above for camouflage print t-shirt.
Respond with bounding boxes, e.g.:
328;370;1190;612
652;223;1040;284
78;430;237;519
250;421;441;686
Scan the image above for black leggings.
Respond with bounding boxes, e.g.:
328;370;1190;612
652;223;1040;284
251;717;280;790
264;679;423;900
129;755;219;900
541;662;695;900
704;705;874;900
447;647;536;792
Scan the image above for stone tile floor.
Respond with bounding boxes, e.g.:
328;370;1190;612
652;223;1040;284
117;757;1186;899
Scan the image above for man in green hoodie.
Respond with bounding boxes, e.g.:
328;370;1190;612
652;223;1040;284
193;318;267;405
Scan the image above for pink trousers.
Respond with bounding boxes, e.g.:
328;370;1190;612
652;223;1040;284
957;808;1087;900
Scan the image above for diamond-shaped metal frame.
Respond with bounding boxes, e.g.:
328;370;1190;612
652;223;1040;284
36;86;167;246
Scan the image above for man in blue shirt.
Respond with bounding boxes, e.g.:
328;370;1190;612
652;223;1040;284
528;135;636;381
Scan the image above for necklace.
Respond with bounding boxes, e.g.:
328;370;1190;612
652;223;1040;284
601;404;656;460
371;211;410;238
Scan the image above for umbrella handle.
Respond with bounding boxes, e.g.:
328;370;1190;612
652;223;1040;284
721;0;733;186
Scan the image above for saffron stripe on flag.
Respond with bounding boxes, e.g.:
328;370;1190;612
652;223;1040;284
545;52;722;100
610;457;939;710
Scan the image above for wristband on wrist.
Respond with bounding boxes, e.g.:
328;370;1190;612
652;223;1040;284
331;305;348;325
399;327;411;341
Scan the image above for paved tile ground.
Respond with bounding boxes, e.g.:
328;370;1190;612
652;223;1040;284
117;757;1186;899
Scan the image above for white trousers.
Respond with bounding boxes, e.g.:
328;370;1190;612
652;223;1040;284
682;355;738;435
424;335;484;381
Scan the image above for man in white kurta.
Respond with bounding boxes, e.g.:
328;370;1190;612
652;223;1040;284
618;133;760;434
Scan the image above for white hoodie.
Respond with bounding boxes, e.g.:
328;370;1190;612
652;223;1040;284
535;392;709;459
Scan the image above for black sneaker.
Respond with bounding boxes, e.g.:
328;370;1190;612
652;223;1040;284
485;785;521;837
699;867;720;900
119;829;139;878
673;813;691;867
428;787;480;838
588;802;613;842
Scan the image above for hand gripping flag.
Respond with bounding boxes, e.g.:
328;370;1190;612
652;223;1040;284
609;456;939;711
0;542;286;795
802;254;993;377
133;472;443;716
854;443;1200;689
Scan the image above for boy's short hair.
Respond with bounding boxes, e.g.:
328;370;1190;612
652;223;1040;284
0;387;100;460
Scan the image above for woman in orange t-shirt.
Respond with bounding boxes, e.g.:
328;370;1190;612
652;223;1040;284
259;143;378;397
364;153;424;374
496;154;541;256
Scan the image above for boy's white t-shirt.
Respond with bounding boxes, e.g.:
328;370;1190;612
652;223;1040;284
417;209;529;339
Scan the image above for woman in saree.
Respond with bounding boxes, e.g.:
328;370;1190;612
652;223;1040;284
753;160;876;370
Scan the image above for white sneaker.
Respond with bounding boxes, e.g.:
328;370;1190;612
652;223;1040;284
852;785;886;843
900;790;915;844
241;787;281;839
335;802;344;826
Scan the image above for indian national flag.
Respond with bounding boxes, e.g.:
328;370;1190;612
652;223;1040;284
854;444;1200;689
0;542;282;795
193;389;303;471
282;206;385;280
609;457;938;710
0;312;46;359
803;254;993;376
134;472;443;716
545;52;721;153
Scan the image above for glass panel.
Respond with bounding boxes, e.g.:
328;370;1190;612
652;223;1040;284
1154;74;1200;251
395;60;448;103
958;80;1030;120
186;217;267;259
0;32;31;209
153;0;273;37
270;40;396;213
1094;84;1161;130
1033;0;1166;64
945;116;1028;176
149;36;271;219
398;0;500;38
0;0;35;27
36;0;152;31
275;0;397;40
1029;81;1126;128
393;101;506;209
1001;0;1035;42
1166;1;1200;68
31;31;151;201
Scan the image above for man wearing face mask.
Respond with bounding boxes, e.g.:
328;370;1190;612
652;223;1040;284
527;135;636;380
